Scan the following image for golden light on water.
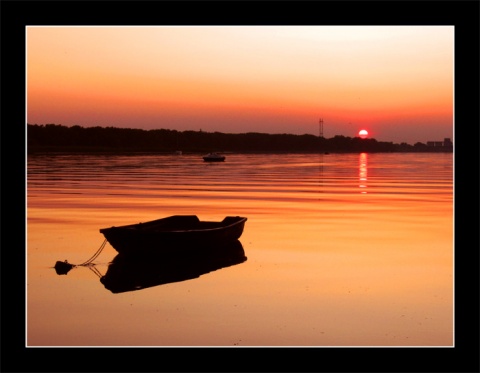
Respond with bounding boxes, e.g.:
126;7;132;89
27;153;453;347
359;152;367;193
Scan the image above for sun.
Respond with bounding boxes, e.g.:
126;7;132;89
358;129;369;139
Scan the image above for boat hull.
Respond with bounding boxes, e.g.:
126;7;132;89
203;153;225;162
100;215;247;255
203;157;225;162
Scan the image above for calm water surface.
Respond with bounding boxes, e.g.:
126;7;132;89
27;152;453;347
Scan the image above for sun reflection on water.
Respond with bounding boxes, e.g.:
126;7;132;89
359;152;367;193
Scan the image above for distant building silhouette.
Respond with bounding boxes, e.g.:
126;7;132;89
427;138;453;148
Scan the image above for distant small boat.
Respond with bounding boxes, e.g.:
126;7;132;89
100;215;247;255
203;152;225;162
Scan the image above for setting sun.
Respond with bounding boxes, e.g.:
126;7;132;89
359;129;369;139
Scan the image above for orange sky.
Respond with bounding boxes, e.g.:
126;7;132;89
26;26;454;144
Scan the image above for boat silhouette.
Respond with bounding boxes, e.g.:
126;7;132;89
99;215;247;255
99;240;247;293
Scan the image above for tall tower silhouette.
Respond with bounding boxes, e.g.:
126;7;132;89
319;118;324;138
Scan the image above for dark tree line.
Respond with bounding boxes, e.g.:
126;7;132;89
27;124;451;153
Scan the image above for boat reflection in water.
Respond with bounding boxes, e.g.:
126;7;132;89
100;240;247;293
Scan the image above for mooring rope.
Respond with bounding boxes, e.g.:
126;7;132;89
86;263;105;278
77;238;108;266
55;238;108;275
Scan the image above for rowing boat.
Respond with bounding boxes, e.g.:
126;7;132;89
203;152;225;162
99;215;247;255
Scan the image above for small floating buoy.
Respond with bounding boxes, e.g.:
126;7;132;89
53;238;108;275
54;260;74;275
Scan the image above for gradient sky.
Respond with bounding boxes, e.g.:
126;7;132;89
26;26;454;144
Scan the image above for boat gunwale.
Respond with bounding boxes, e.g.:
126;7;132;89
100;216;247;234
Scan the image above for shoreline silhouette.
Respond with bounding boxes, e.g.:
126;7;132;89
27;124;453;154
